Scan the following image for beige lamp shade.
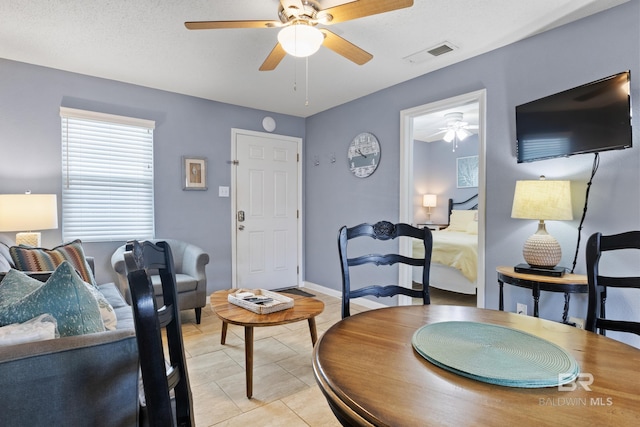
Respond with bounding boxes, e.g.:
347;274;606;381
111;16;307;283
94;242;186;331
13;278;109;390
422;194;437;208
511;180;572;221
511;178;572;268
0;194;58;246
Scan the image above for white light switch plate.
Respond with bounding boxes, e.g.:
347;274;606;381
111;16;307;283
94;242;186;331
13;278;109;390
218;186;230;197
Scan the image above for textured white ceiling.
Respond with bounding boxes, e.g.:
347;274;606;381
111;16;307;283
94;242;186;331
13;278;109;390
0;0;628;117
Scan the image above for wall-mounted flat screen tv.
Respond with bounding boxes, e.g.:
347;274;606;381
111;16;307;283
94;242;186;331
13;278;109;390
516;71;632;163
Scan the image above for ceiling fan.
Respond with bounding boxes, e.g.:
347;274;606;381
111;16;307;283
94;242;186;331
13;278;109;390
429;112;478;143
184;0;414;71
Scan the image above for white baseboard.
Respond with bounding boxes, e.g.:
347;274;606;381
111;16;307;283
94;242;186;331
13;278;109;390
302;281;388;311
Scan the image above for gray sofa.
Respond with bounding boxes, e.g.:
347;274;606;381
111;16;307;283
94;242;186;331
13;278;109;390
0;242;139;426
111;239;209;324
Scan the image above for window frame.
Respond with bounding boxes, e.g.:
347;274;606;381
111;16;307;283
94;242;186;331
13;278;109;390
60;107;155;242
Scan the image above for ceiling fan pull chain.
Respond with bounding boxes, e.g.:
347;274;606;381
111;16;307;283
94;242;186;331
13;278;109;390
305;56;309;106
293;58;298;92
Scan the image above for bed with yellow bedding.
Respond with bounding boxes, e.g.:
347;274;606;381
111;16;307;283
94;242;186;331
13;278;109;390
413;204;478;295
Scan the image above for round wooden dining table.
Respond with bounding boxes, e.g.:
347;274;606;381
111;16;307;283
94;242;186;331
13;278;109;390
312;305;640;426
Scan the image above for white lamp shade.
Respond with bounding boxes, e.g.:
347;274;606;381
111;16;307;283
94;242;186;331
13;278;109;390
422;194;437;208
278;24;324;58
0;194;58;232
511;179;572;221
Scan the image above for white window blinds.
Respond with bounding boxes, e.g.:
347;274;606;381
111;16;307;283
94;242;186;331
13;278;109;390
60;107;155;242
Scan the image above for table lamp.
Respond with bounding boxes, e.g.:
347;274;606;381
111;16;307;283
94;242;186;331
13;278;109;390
0;193;58;246
511;177;572;269
422;194;437;223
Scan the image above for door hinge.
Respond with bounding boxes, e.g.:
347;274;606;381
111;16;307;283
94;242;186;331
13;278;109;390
297;153;299;162
297;210;299;219
297;266;300;274
230;160;239;165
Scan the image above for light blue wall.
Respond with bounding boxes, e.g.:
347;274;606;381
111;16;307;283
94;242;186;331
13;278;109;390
0;60;305;289
413;135;479;225
304;1;639;346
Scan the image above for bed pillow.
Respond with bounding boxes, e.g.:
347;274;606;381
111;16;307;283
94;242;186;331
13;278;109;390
448;210;478;232
466;221;479;235
0;261;104;337
9;239;96;286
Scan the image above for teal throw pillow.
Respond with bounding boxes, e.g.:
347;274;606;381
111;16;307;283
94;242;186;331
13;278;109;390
0;269;44;310
0;261;104;337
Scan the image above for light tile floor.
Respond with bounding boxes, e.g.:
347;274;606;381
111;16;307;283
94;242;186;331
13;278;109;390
179;288;475;426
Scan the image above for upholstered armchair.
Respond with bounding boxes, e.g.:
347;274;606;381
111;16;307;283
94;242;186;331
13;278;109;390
111;239;209;324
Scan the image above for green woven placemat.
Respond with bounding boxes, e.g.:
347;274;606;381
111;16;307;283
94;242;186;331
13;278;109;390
412;321;579;388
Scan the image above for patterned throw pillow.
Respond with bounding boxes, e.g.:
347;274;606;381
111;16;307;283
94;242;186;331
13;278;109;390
83;282;117;331
0;314;58;346
9;239;96;286
0;261;104;337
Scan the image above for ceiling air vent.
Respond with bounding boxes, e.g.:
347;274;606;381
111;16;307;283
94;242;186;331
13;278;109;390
428;43;455;56
403;42;457;65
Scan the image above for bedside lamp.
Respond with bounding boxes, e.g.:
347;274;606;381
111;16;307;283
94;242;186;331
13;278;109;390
511;177;572;269
0;193;58;246
422;194;437;223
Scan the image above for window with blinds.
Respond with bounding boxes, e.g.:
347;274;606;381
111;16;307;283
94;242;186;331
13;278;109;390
60;107;155;242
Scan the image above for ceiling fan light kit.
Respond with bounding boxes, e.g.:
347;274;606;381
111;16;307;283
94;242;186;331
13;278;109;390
443;128;471;143
278;23;324;58
442;111;473;149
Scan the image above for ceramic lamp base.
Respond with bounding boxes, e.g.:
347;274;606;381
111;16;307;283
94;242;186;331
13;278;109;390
16;232;41;247
522;221;561;268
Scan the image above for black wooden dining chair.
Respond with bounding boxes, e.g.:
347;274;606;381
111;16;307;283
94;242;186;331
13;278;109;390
125;240;194;427
585;231;640;336
338;221;433;318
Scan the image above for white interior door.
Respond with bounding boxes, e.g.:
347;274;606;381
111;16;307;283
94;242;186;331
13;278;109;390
232;129;301;290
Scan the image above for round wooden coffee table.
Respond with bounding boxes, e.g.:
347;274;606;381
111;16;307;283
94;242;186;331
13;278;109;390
210;289;324;398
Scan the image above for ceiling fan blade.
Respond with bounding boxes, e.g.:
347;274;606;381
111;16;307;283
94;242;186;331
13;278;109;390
322;0;414;24
427;130;447;138
185;20;280;30
259;43;287;71
320;29;372;65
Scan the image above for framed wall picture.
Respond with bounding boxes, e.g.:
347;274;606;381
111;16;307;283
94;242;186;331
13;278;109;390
456;155;478;188
183;156;207;190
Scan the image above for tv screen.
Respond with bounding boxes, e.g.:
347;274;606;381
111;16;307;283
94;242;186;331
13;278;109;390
516;71;632;163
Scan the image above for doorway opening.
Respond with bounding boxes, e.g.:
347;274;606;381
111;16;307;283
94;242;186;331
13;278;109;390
399;90;486;308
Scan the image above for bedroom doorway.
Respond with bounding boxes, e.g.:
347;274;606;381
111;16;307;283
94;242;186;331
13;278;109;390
399;90;486;308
